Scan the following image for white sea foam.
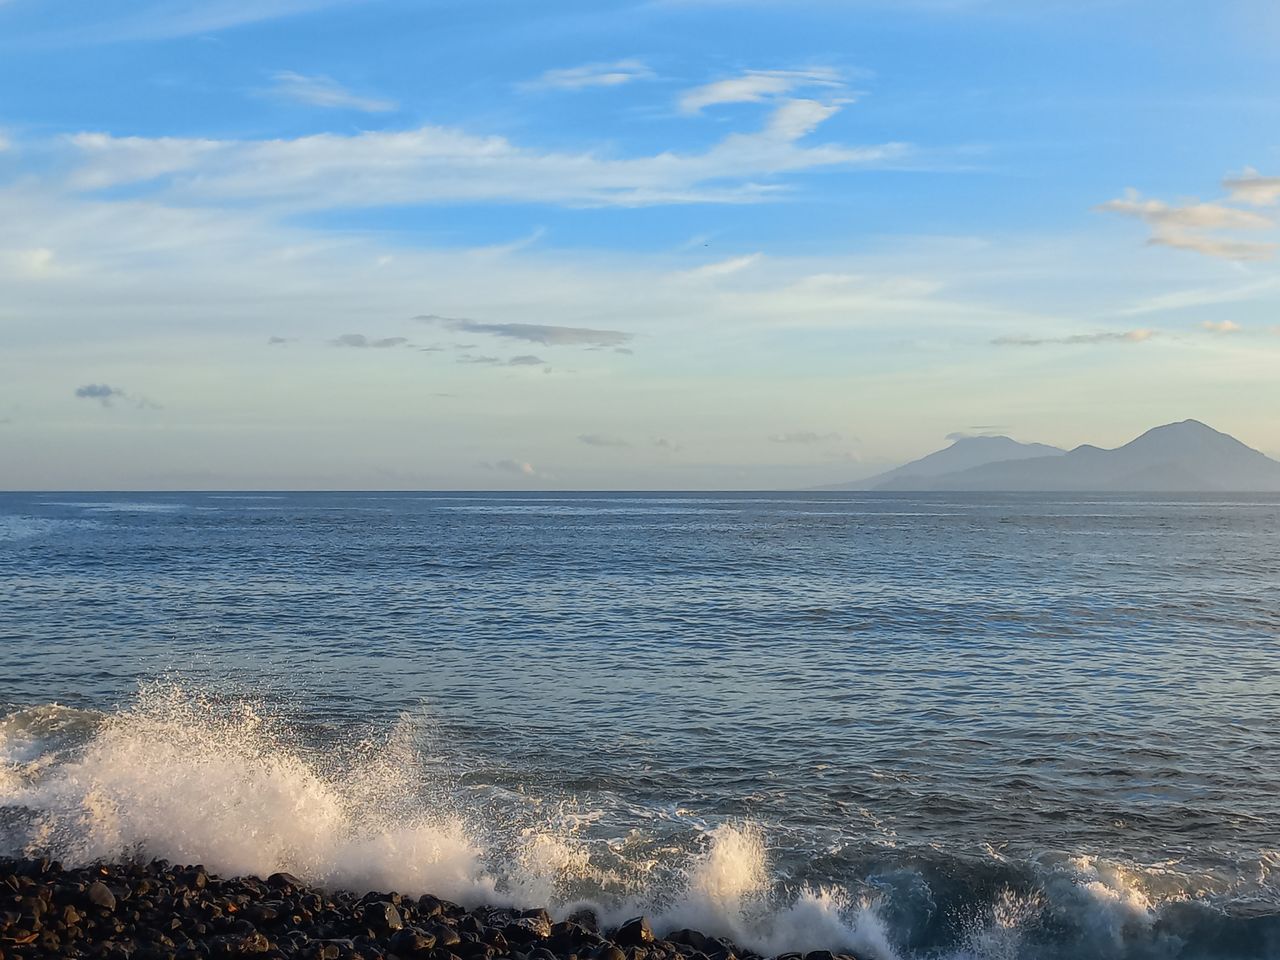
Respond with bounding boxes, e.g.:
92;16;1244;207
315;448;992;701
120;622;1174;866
0;684;896;955
0;684;1266;960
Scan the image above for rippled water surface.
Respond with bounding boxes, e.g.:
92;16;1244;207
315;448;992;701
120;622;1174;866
2;491;1279;959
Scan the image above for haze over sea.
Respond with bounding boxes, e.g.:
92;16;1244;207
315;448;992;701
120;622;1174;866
2;491;1279;960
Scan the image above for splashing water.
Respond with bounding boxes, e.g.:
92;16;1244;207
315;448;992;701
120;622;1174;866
2;682;1278;960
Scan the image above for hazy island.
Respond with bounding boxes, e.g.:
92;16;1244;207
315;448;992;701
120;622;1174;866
821;420;1280;493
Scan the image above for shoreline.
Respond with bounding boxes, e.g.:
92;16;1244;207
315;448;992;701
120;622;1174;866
0;858;871;960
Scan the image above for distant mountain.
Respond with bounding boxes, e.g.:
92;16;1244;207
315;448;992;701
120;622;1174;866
878;420;1280;492
817;435;1065;491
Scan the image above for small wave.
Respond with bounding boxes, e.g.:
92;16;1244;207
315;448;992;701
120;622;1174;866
0;516;91;541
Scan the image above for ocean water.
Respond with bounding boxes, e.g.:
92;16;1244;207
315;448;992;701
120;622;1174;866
1;491;1279;960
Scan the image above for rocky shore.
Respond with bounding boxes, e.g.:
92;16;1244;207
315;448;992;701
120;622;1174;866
0;859;868;960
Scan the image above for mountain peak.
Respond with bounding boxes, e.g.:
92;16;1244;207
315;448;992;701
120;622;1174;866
1123;419;1247;456
862;419;1280;492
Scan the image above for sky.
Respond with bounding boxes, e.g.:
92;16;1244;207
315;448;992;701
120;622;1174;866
1;0;1279;490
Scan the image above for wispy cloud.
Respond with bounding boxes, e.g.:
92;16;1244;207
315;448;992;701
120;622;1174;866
267;335;291;345
74;383;161;408
64;102;904;208
508;354;547;366
330;334;408;348
677;253;762;280
1201;320;1242;334
267;71;397;113
485;458;538;476
992;329;1156;347
1099;186;1277;261
1224;168;1280;207
768;430;841;443
679;67;846;114
42;0;359;44
417;315;632;348
525;59;654;91
578;433;631;448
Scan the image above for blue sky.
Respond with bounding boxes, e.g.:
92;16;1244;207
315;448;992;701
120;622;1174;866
2;0;1279;488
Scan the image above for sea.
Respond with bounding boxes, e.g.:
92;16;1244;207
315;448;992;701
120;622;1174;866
1;491;1278;960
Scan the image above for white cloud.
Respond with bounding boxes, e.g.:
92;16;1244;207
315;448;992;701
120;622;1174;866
1150;231;1276;261
525;59;654;91
267;71;397;113
676;253;762;280
679;67;845;114
1201;320;1242;334
62;106;904;208
1223;168;1280;207
1099;188;1277;261
8;247;56;277
1099;190;1272;231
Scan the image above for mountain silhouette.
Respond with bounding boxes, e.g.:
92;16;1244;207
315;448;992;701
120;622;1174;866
873;420;1280;492
819;435;1064;491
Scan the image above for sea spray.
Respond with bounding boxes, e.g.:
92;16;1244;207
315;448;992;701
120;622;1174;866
3;682;1279;959
1;683;497;903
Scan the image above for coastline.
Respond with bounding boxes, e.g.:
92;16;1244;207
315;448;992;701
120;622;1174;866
0;859;870;960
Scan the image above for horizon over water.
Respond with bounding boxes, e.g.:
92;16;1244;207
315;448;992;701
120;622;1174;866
2;491;1279;960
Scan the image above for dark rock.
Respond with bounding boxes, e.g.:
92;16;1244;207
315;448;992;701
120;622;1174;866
568;909;600;933
507;916;553;943
88;881;118;912
669;931;712;952
456;914;485;937
454;941;494;960
548;922;594;949
598;946;627;960
615;918;654;947
416;896;444;920
267;873;304;893
804;952;835;960
425;923;462;948
364;901;404;934
390;928;438;957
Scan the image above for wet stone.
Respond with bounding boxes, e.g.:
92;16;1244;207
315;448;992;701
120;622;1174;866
363;901;404;934
614;918;654;947
88;881;118;913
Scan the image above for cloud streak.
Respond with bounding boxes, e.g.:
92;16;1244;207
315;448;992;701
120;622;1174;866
1100;186;1277;261
64;102;906;208
679;68;845;114
768;430;841;443
417;315;632;347
1224;168;1280;207
74;383;160;408
330;334;408;348
267;71;397;113
526;59;654;91
991;330;1156;347
578;433;630;447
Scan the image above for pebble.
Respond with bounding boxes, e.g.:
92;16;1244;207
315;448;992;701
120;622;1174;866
0;858;873;960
